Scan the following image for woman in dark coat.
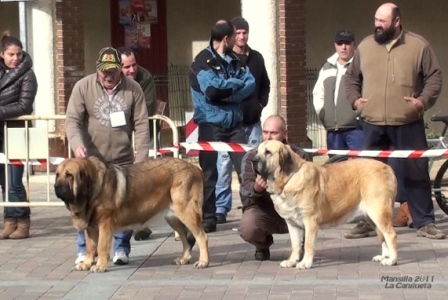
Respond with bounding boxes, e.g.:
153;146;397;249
0;31;37;239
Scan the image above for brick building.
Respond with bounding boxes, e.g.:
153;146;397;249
1;0;446;160
0;0;311;160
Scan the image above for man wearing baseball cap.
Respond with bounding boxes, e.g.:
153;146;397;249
96;47;122;72
313;32;370;238
313;30;360;152
66;46;150;267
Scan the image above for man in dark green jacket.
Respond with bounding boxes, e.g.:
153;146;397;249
119;47;157;241
118;47;157;117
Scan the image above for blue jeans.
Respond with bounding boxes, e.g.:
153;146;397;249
243;122;263;147
0;133;29;219
77;230;133;255
326;129;364;150
215;152;233;215
215;122;262;216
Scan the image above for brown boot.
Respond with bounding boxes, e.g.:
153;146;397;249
344;220;377;239
393;202;413;228
9;218;30;239
0;218;17;239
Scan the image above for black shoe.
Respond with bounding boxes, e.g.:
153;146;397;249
202;220;217;233
216;213;227;224
133;228;152;241
255;248;270;261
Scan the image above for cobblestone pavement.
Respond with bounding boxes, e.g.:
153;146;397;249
0;165;447;300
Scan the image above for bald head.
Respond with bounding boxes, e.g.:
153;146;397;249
216;19;227;26
377;3;396;16
374;2;401;44
376;3;401;20
262;115;287;142
211;19;234;42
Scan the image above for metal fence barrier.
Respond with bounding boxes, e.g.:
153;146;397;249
0;114;179;207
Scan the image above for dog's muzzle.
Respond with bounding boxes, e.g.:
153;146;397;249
54;181;74;205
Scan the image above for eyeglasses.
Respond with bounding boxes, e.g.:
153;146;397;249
336;41;352;46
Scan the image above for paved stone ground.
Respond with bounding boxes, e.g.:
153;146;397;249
0;160;447;300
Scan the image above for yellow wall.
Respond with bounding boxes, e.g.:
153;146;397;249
83;0;111;74
82;0;240;70
0;3;19;38
166;0;241;65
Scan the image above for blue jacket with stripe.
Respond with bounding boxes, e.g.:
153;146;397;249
189;42;255;129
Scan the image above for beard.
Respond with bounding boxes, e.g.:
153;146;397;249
374;25;397;44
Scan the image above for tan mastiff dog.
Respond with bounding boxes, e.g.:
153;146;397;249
54;156;209;272
253;140;398;269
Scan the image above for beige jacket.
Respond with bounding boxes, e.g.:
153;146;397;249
66;73;150;166
345;30;442;125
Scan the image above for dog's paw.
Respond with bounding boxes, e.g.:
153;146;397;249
173;256;191;265
75;262;91;271
193;260;209;269
379;258;397;266
296;260;313;270
90;264;108;273
280;260;297;268
372;255;385;262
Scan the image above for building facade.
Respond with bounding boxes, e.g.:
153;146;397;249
0;0;447;158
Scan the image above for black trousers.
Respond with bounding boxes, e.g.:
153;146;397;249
362;119;434;228
198;123;246;222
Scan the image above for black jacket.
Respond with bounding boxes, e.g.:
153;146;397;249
239;47;270;125
0;52;37;133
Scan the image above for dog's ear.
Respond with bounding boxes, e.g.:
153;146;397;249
279;145;295;176
73;163;91;203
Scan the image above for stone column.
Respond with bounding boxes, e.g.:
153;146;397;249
241;0;309;147
240;0;278;122
26;0;56;131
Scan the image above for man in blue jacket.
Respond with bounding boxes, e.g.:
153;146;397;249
189;19;255;233
215;16;271;225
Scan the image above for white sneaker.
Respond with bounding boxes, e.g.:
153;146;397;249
113;251;129;265
75;253;86;265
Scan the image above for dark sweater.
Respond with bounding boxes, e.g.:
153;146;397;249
239;47;270;125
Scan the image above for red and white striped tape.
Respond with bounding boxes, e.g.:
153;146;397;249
2;143;447;167
305;148;448;158
158;142;448;159
185;112;199;156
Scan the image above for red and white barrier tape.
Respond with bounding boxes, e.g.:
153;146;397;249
158;142;448;159
179;142;253;153
2;143;447;166
304;149;448;158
